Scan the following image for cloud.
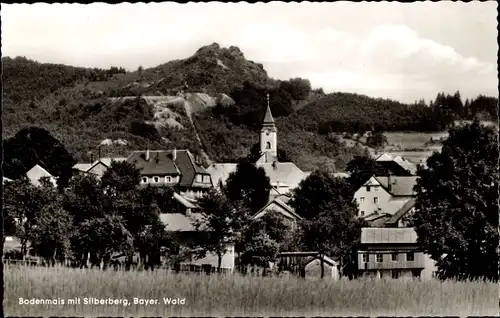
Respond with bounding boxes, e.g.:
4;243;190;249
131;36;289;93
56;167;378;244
256;24;496;102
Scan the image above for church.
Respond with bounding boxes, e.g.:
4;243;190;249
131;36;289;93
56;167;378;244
207;97;310;199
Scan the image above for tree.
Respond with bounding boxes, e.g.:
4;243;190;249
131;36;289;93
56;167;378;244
3;178;59;259
291;169;355;219
298;206;363;278
409;120;498;281
101;160;141;194
75;215;134;269
366;131;388;150
346;156;386;191
281;78;311;101
31;201;74;266
224;160;271;213
293;175;367;278
63;174;108;225
193;189;252;272
3;127;76;187
237;212;294;273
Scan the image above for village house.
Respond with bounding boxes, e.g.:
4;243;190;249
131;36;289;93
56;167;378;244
277;252;340;279
357;227;437;280
375;152;418;176
252;194;302;230
159;193;235;272
26;164;58;187
353;175;418;223
207;101;309;198
127;149;213;199
73;157;128;179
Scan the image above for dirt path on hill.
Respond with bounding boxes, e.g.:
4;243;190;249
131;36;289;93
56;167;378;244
183;100;212;166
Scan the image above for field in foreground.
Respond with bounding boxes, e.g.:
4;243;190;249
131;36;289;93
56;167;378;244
4;265;497;316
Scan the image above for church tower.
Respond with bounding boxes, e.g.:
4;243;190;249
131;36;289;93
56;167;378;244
259;94;278;163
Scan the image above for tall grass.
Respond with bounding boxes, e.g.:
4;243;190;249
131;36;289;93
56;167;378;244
4;265;497;317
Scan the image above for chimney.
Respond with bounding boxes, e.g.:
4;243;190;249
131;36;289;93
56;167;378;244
173;148;177;161
89;152;94;163
387;174;392;192
98;146;101;160
146;149;150;161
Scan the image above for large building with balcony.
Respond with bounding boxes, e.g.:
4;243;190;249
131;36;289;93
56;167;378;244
357;227;436;279
127;149;213;198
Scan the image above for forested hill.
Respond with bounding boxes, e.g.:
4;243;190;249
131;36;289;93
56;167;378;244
2;43;497;176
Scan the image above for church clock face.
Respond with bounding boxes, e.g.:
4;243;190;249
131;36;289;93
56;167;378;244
265;130;270;136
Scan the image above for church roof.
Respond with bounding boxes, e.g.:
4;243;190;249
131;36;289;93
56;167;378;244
207;161;307;193
262;105;275;124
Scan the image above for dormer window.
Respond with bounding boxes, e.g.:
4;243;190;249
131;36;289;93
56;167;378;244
141;177;148;184
153;176;160;183
165;176;172;183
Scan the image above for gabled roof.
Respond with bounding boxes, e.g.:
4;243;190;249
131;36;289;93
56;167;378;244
376;153;394;161
26;164;56;186
386;198;416;224
128;150;209;188
173;192;197;209
73;157;127;173
256;162;307;191
361;227;418;244
97;157;128;167
304;254;338;267
208;161;307;194
73;163;93;172
159;213;204;232
253;196;302;221
127;151;180;176
376;152;417;175
374;176;418;196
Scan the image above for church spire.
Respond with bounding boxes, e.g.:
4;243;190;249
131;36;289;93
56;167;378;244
262;93;275;125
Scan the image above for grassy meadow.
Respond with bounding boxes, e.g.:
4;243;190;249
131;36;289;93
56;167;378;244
4;265;498;317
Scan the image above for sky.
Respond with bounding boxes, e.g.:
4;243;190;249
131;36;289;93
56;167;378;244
2;2;498;103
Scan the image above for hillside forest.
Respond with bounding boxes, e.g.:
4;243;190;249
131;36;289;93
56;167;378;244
2;43;498;179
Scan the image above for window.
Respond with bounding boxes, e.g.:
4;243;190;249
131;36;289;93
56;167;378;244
391;253;398;261
360;211;365;217
406;252;414;261
153;176;159;183
376;254;383;263
203;175;210;183
141;177;148;184
392;270;400;279
359;197;365;203
266;141;271;149
362;254;369;263
366;186;371;192
196;174;202;183
165;176;172;183
373;197;379;204
374;186;379;192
